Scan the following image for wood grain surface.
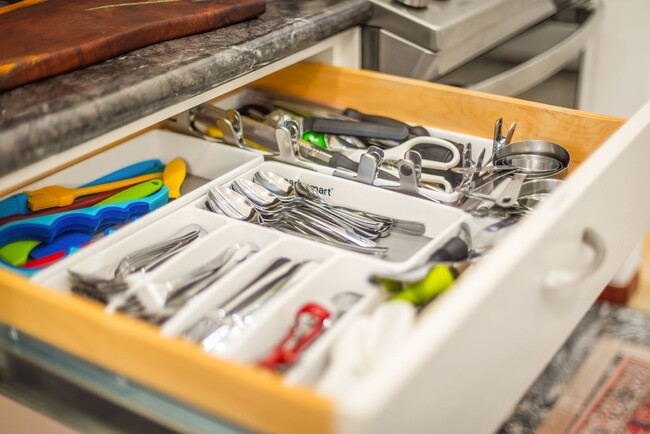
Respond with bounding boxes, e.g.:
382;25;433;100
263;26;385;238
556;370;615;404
0;0;266;91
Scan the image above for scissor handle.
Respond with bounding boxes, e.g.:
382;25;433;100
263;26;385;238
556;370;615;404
420;173;454;193
385;136;461;170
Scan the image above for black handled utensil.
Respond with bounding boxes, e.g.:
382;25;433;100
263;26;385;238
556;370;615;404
343;108;430;137
302;118;410;141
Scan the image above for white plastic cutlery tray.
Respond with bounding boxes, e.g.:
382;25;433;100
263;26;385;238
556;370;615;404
2;63;650;434
33;158;468;389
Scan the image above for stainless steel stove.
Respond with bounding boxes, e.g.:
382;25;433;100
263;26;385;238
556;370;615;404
363;0;599;108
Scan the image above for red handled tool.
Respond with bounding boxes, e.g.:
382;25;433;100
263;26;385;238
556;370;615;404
259;302;331;372
258;291;361;373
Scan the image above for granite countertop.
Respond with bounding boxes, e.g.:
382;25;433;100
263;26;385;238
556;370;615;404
0;0;372;178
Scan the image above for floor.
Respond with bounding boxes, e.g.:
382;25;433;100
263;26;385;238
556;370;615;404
0;395;77;434
629;232;650;314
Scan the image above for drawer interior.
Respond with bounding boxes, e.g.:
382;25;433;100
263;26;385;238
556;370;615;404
0;63;627;434
252;63;625;169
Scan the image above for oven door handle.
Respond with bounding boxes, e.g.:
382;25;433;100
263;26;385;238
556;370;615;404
469;5;601;97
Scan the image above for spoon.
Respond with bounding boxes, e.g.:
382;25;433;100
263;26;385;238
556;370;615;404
208;186;259;221
230;180;285;223
253;170;296;201
231;178;283;210
205;185;387;254
294;180;425;236
252;173;388;236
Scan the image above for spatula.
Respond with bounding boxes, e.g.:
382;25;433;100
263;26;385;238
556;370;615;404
25;172;162;211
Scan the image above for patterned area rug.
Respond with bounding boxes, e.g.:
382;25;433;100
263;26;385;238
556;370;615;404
500;303;650;434
538;339;650;433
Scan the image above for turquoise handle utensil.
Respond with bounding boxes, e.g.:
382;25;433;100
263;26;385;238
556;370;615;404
81;159;165;187
0;187;168;270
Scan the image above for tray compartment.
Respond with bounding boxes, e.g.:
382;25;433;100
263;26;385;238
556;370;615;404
160;236;337;344
206;161;467;267
6;130;261;198
229;255;385;381
34;208;230;290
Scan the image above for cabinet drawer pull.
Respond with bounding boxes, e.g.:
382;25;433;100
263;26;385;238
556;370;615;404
543;227;606;291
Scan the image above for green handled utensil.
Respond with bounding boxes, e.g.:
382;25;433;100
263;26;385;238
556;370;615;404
0;240;40;266
302;131;328;149
96;179;163;205
390;264;457;305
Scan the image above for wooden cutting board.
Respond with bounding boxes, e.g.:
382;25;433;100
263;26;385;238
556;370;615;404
0;0;266;91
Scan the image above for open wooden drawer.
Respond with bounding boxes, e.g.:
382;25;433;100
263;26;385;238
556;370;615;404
2;63;650;434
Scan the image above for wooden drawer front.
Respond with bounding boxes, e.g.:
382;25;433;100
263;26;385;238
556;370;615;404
3;63;649;434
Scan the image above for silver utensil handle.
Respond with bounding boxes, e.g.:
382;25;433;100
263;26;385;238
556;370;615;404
272;225;388;256
219;260;300;315
496;173;527;208
288;208;377;248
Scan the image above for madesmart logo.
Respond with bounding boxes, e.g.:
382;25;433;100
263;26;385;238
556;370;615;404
287;179;334;197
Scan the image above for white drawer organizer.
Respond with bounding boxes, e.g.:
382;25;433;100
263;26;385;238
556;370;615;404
2;62;650;434
34;156;468;388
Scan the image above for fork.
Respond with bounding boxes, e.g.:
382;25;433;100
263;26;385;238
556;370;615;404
184;258;307;352
69;224;205;302
107;243;258;319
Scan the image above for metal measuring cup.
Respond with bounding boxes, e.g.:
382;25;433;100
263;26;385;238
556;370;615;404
490;118;570;179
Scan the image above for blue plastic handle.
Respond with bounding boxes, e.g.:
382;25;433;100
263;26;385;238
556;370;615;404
29;231;93;259
81;159;165;187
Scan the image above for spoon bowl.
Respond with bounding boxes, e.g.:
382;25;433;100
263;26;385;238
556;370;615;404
254;170;296;201
232;178;282;210
208;186;259;222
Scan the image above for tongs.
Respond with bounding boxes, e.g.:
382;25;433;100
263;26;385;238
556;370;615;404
270;100;460;172
380;150;462;204
222;99;460;173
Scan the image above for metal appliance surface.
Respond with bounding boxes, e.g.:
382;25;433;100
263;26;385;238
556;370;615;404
363;0;599;108
394;0;431;8
365;0;557;79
